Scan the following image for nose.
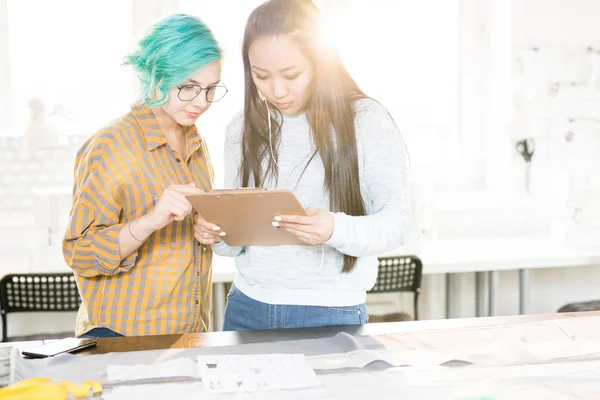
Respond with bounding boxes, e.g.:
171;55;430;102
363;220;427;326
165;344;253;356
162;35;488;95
191;91;209;109
272;78;288;100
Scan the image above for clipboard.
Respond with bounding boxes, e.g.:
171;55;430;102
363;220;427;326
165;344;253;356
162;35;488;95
186;189;308;246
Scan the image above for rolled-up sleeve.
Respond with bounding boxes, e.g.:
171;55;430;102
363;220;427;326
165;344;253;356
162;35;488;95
62;139;138;277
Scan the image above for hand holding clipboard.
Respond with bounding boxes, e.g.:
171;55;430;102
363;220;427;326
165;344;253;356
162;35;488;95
271;207;334;245
187;189;309;246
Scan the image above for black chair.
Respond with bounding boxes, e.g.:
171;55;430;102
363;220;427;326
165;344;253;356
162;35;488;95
368;256;423;320
0;273;81;342
558;300;600;313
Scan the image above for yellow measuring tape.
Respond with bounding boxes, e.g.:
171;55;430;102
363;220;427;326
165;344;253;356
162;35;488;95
0;378;102;400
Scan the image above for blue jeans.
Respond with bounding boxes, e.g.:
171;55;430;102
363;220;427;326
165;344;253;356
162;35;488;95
79;327;124;338
223;284;368;331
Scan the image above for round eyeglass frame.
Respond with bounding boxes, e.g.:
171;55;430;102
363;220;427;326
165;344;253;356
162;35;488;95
176;84;228;102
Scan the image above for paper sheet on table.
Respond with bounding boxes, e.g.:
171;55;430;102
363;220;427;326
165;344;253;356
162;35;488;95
308;338;600;370
374;316;600;352
320;366;598;400
107;358;199;382
105;359;600;400
197;354;321;393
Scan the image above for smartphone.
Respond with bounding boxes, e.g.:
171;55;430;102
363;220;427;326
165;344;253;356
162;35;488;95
21;338;97;358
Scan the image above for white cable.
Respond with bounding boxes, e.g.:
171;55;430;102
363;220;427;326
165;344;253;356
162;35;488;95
265;96;305;189
298;244;325;274
266;96;279;169
318;244;325;272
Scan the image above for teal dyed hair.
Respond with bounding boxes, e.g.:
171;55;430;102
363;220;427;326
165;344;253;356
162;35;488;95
123;14;222;107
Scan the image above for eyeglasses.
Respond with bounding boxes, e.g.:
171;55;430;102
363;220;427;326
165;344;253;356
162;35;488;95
176;83;228;102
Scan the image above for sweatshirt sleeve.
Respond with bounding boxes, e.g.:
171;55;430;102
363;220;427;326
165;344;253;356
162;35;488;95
325;100;411;256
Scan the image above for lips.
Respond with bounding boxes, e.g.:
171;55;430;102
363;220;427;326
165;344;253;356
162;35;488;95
276;102;293;110
184;111;199;119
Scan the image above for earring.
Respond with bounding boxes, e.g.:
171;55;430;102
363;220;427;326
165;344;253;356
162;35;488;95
258;90;266;101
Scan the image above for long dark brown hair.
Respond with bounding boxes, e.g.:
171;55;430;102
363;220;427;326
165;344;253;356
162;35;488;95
241;0;366;273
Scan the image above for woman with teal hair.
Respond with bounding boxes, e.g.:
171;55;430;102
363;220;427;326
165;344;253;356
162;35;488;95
63;14;228;338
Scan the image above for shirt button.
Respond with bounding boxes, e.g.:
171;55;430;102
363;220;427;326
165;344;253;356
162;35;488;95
175;158;181;163
197;271;200;277
195;299;199;305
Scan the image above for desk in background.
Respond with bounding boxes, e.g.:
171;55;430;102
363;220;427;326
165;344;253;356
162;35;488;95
11;235;600;332
390;236;600;317
212;236;600;327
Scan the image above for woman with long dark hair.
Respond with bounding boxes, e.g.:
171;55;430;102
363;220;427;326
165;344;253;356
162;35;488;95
195;0;411;331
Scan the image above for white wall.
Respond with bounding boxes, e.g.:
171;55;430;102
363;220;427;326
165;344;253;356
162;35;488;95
504;0;600;315
408;0;600;320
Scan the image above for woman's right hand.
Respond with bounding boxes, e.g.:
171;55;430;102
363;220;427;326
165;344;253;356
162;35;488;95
139;184;204;232
194;214;226;245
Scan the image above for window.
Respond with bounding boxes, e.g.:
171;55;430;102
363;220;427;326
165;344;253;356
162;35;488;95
5;0;134;140
178;0;460;186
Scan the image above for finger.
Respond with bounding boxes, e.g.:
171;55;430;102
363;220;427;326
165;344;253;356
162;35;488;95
168;204;189;221
198;218;221;231
205;230;226;238
195;224;224;240
276;221;312;232
165;205;187;219
194;232;215;244
169;185;205;196
194;218;220;232
194;224;210;236
168;196;192;212
274;214;312;224
168;189;199;204
195;223;214;234
168;192;196;217
202;235;223;244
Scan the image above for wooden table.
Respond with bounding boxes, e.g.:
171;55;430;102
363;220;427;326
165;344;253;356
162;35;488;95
82;310;600;355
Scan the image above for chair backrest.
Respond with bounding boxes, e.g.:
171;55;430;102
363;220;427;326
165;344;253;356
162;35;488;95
369;256;424;320
370;256;423;294
0;273;81;341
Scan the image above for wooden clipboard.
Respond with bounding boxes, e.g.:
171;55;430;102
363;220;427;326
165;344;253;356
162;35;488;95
186;189;308;246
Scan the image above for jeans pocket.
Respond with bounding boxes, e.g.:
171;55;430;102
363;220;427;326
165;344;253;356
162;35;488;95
317;304;367;326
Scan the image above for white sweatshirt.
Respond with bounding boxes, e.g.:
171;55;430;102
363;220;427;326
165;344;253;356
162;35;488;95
212;98;411;306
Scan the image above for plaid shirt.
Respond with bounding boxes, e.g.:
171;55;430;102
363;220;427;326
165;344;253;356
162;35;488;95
63;102;214;336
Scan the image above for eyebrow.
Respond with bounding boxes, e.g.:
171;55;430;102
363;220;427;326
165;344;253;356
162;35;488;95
185;79;220;86
251;65;299;73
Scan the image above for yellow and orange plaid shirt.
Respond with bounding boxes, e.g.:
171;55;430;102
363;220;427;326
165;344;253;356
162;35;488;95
63;102;214;337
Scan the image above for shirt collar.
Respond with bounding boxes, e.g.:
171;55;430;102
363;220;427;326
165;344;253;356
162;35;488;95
130;102;203;152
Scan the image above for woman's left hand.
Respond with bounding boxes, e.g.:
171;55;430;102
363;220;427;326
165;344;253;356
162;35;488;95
273;207;334;245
